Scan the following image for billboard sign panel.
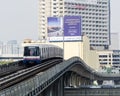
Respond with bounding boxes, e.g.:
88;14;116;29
47;17;63;41
64;16;81;41
47;16;82;42
47;17;63;36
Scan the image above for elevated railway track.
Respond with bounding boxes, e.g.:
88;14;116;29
0;60;26;77
0;58;63;91
1;57;120;96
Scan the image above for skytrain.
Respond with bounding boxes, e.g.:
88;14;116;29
23;43;63;65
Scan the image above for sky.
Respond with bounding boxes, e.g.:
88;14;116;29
0;0;119;43
0;0;38;43
111;0;120;33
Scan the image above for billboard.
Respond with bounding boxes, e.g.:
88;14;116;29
47;17;63;36
47;16;81;42
64;16;81;41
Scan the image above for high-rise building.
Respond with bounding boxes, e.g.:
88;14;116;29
38;0;110;50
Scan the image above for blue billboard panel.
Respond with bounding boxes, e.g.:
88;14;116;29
63;16;82;41
64;16;81;37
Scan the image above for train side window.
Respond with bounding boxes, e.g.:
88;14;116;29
43;48;45;52
39;47;41;58
47;47;50;57
43;48;45;58
41;48;43;58
37;47;40;56
42;48;43;53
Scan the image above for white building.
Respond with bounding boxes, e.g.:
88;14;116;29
38;0;110;50
97;50;120;73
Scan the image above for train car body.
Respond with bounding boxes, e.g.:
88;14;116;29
23;43;63;65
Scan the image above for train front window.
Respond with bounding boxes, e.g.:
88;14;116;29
24;46;39;56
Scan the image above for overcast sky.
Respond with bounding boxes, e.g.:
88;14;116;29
111;0;120;33
0;0;38;43
0;0;119;43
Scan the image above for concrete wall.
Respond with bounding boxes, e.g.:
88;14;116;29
48;36;99;70
82;36;99;70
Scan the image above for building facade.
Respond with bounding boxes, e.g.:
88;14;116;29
38;0;110;50
97;50;120;73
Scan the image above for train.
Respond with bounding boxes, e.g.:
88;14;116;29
22;43;63;65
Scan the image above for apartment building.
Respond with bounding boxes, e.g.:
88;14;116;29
38;0;110;50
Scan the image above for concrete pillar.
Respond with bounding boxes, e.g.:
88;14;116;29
76;76;81;87
58;76;64;96
64;72;71;87
40;76;64;96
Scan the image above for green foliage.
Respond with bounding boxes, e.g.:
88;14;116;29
107;67;112;73
0;60;13;65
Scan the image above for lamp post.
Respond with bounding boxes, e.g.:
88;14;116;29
62;16;64;60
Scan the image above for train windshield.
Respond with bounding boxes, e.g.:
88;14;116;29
24;46;39;56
